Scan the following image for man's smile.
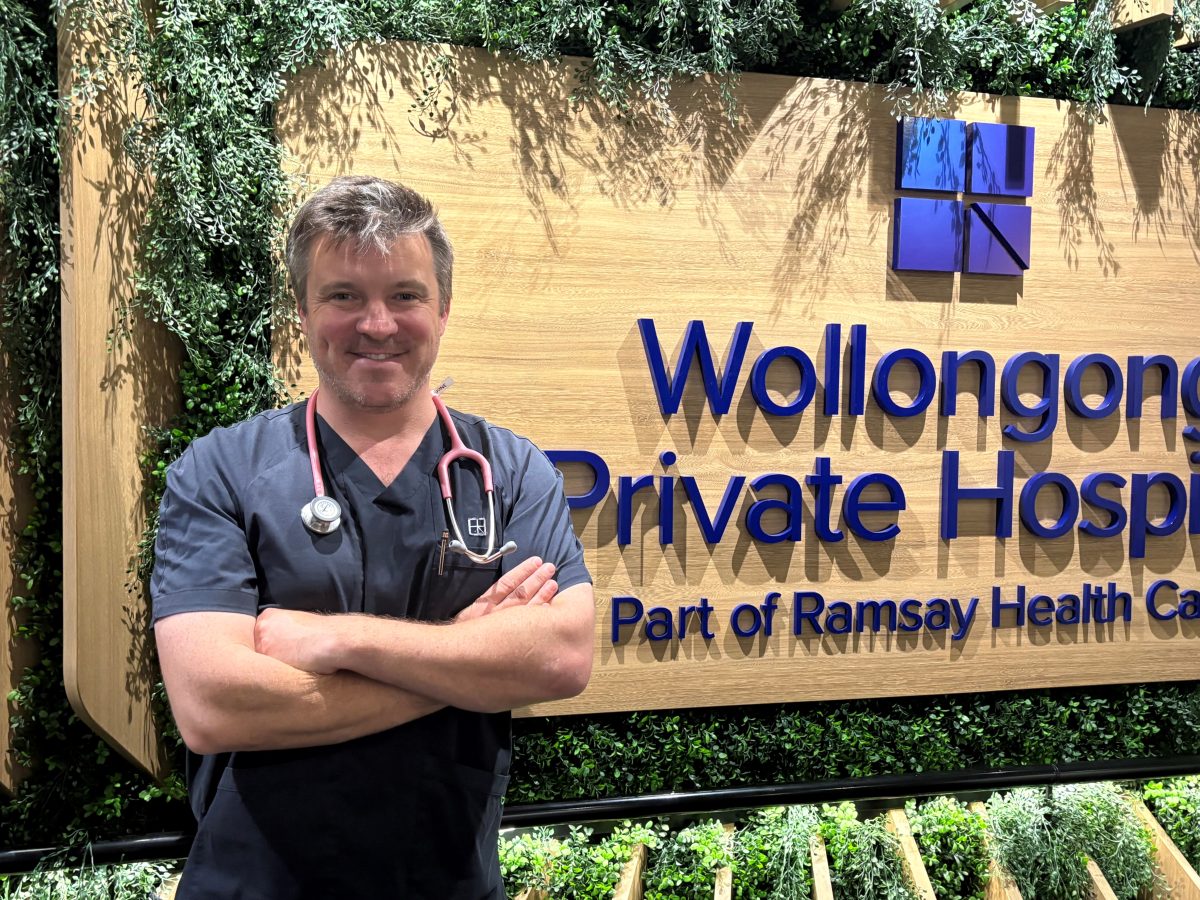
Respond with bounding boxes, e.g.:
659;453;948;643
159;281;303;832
351;351;405;360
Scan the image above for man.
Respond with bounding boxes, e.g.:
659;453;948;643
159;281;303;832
152;175;595;898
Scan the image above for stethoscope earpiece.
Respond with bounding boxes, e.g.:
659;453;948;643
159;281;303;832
301;495;342;535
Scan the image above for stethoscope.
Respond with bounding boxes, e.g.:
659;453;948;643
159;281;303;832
300;378;518;565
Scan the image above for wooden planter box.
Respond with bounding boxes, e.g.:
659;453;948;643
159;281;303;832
513;841;648;900
969;795;1200;900
1133;798;1200;900
520;789;1200;900
717;830;835;900
716;810;922;900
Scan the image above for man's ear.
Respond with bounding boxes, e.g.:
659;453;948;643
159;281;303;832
438;296;451;335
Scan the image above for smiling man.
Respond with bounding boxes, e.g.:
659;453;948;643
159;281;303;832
151;176;595;899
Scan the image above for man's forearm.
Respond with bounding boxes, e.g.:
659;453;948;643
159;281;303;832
156;612;443;755
190;647;443;753
326;584;595;712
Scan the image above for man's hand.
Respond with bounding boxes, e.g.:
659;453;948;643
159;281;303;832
254;608;341;674
453;556;558;624
255;558;558;673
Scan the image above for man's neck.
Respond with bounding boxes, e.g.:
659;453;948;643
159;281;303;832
315;389;438;482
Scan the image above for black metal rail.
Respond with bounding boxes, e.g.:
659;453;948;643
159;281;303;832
2;755;1198;875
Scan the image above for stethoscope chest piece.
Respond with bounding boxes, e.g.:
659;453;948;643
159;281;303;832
301;495;342;534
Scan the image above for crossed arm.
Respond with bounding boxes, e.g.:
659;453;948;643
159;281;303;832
155;557;595;755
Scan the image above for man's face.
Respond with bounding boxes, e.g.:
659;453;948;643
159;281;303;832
299;233;449;414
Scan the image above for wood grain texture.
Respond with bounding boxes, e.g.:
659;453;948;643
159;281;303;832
710;821;736;900
712;864;732;900
613;843;647;900
886;808;938;900
970;801;1025;900
1087;858;1119;900
0;348;33;794
810;834;835;900
275;42;1200;718
1111;0;1174;31
1131;797;1200;900
59;15;179;777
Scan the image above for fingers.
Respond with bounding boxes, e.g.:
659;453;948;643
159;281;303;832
477;556;544;606
493;564;557;611
530;578;557;606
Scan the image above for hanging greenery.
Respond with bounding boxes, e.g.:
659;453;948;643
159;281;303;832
3;0;1200;847
818;803;916;900
907;796;991;900
0;0;183;847
986;784;1157;900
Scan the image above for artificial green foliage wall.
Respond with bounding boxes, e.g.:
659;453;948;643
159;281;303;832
1;0;1200;848
510;682;1200;803
0;0;184;847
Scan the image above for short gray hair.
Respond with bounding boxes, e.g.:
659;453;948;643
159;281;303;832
286;176;453;312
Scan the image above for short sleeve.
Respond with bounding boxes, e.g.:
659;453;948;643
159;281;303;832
150;437;261;623
499;442;591;592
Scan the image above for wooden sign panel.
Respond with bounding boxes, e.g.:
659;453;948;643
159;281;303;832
275;43;1200;718
59;21;178;777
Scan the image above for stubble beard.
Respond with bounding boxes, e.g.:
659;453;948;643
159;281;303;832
313;355;436;413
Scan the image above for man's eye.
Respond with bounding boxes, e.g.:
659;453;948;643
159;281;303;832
394;292;420;302
330;292;355;302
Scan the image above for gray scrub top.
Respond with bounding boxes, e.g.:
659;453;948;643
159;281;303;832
151;400;591;899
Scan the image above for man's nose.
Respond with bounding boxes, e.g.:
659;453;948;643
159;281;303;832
356;297;399;338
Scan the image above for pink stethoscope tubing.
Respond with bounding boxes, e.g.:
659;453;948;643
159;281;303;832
302;382;517;565
431;378;516;564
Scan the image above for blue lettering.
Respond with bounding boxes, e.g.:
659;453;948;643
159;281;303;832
793;591;825;635
1019;472;1079;539
844;473;905;542
1126;355;1178;419
682;475;746;543
1147;579;1178;620
617;475;655;546
747;474;804;543
638;318;752;415
645;607;674;641
750;346;817;415
1080;473;1128;538
807;457;845;543
1065;353;1123;419
993;585;1027;627
611;596;644;642
1028;594;1055;627
941;350;996;417
1129;472;1186;559
872;348;937;417
547;449;610;509
925;598;950;632
827;601;853;634
941;451;1015;539
1001;351;1059;442
898;599;924;631
855;599;898;633
730;603;763;637
1057;593;1081;625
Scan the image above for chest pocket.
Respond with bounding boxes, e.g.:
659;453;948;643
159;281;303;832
419;483;507;622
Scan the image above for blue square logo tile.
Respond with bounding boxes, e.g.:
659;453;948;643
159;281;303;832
896;118;967;192
966;203;1032;275
967;122;1035;197
893;197;964;272
893;116;1035;278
